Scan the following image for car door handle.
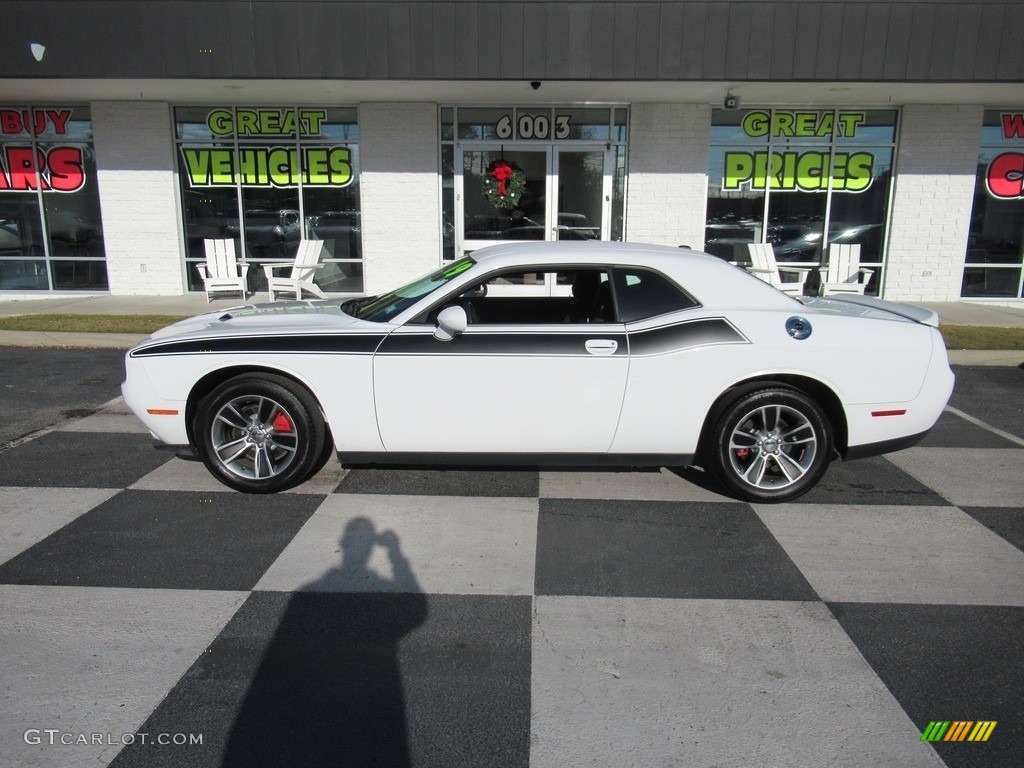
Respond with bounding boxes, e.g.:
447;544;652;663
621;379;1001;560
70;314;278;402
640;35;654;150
585;339;618;356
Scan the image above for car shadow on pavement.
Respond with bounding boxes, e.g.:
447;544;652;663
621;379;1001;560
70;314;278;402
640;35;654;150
221;517;427;767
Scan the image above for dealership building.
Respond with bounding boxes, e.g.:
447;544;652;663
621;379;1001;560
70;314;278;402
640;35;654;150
1;0;1022;303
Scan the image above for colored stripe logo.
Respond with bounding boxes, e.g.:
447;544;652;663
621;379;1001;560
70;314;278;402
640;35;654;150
921;721;997;742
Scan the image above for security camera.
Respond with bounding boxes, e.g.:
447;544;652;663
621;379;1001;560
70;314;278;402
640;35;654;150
723;93;740;110
530;81;541;91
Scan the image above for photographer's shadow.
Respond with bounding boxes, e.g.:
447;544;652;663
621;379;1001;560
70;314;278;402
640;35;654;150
222;517;427;767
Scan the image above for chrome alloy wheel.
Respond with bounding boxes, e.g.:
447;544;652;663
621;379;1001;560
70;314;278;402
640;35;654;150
727;403;819;491
209;394;299;480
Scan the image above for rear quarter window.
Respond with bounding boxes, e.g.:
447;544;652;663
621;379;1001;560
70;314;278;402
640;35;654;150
613;268;699;322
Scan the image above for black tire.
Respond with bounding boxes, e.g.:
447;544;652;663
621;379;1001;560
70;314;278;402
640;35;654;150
307;425;337;479
706;386;832;503
194;374;326;493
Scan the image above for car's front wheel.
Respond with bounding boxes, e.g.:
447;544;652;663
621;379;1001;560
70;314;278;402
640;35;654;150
707;386;832;503
194;374;326;493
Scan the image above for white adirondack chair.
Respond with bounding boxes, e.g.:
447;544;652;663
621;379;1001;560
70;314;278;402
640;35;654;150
746;243;810;297
820;244;874;296
196;239;248;302
263;239;329;302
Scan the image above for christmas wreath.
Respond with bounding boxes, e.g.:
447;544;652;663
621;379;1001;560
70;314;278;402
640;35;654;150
482;159;526;209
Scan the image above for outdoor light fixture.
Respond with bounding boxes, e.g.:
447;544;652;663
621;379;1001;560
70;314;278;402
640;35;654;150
723;92;740;110
30;43;46;62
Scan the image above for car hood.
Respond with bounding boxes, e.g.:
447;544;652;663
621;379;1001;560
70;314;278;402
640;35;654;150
799;295;940;327
134;300;368;347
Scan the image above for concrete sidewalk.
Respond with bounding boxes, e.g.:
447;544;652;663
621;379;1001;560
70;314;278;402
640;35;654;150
0;294;1022;365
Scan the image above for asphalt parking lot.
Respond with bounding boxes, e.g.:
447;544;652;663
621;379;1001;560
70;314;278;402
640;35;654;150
0;346;1022;768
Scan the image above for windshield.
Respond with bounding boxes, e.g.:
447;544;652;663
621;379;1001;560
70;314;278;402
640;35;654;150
350;257;476;322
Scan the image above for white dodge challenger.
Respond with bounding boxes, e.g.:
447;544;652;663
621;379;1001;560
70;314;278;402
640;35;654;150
122;242;954;502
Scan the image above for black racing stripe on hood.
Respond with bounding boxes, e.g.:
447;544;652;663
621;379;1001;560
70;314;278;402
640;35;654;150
130;334;387;357
628;318;747;356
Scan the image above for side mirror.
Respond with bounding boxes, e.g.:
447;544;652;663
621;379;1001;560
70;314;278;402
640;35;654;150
433;305;468;341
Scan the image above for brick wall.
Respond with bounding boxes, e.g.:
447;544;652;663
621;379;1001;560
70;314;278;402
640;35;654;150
883;105;982;301
625;104;709;250
91;102;185;295
358;103;441;295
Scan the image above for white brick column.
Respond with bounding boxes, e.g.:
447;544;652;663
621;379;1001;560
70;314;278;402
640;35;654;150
625;104;710;249
92;102;185;295
883;105;981;301
358;103;440;295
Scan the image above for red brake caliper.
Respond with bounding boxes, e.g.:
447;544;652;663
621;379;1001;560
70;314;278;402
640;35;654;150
271;412;295;433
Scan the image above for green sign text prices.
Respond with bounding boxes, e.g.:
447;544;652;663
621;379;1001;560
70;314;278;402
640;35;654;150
723;151;875;193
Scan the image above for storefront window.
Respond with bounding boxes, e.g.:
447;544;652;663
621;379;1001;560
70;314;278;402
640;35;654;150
706;108;897;296
962;111;1024;299
174;106;362;294
0;106;106;291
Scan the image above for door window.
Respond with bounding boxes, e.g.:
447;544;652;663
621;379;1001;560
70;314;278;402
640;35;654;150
418;268;613;325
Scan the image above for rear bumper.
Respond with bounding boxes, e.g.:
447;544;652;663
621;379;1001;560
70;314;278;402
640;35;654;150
844;429;930;461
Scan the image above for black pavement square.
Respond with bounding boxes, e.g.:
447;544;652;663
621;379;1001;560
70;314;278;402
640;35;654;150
0;432;172;488
917;411;1019;449
829;603;1024;768
535;498;819;600
797;455;949;506
962;506;1024;554
0;490;322;590
337;468;540;497
110;591;532;768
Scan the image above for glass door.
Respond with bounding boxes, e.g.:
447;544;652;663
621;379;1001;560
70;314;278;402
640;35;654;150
554;147;609;242
457;147;551;254
455;144;612;296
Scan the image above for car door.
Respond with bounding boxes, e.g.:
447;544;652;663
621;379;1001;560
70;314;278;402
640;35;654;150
372;267;629;454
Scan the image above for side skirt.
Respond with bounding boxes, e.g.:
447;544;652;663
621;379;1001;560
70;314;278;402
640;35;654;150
338;452;696;471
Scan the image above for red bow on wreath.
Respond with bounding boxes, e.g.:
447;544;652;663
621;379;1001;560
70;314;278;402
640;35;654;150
490;160;514;196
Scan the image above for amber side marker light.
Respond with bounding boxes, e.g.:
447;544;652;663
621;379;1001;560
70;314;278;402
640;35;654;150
871;409;907;417
147;408;180;416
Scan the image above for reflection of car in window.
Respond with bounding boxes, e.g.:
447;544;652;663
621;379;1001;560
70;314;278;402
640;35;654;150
0;219;22;254
465;212;599;241
772;223;882;261
703;222;761;260
244;209;301;248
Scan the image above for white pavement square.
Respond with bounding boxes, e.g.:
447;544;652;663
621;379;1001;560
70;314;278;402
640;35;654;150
0;487;120;564
0;585;247;768
887;447;1024;507
255;494;539;595
755;504;1024;605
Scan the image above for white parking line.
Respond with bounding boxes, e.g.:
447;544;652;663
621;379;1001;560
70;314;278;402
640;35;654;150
944;405;1024;448
0;396;126;454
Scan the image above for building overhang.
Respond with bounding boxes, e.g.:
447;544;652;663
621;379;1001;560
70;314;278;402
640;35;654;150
1;78;1021;107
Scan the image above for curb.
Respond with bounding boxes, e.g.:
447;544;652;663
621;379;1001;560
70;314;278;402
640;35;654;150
0;331;146;349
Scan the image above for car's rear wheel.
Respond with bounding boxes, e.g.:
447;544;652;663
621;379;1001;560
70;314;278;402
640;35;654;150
194;374;326;493
707;386;831;503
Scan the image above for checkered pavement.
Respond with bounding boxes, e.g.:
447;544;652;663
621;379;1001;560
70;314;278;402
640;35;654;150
1;398;1022;768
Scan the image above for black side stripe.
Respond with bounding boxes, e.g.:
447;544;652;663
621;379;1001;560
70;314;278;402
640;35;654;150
628;318;748;356
128;319;745;358
129;334;387;357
